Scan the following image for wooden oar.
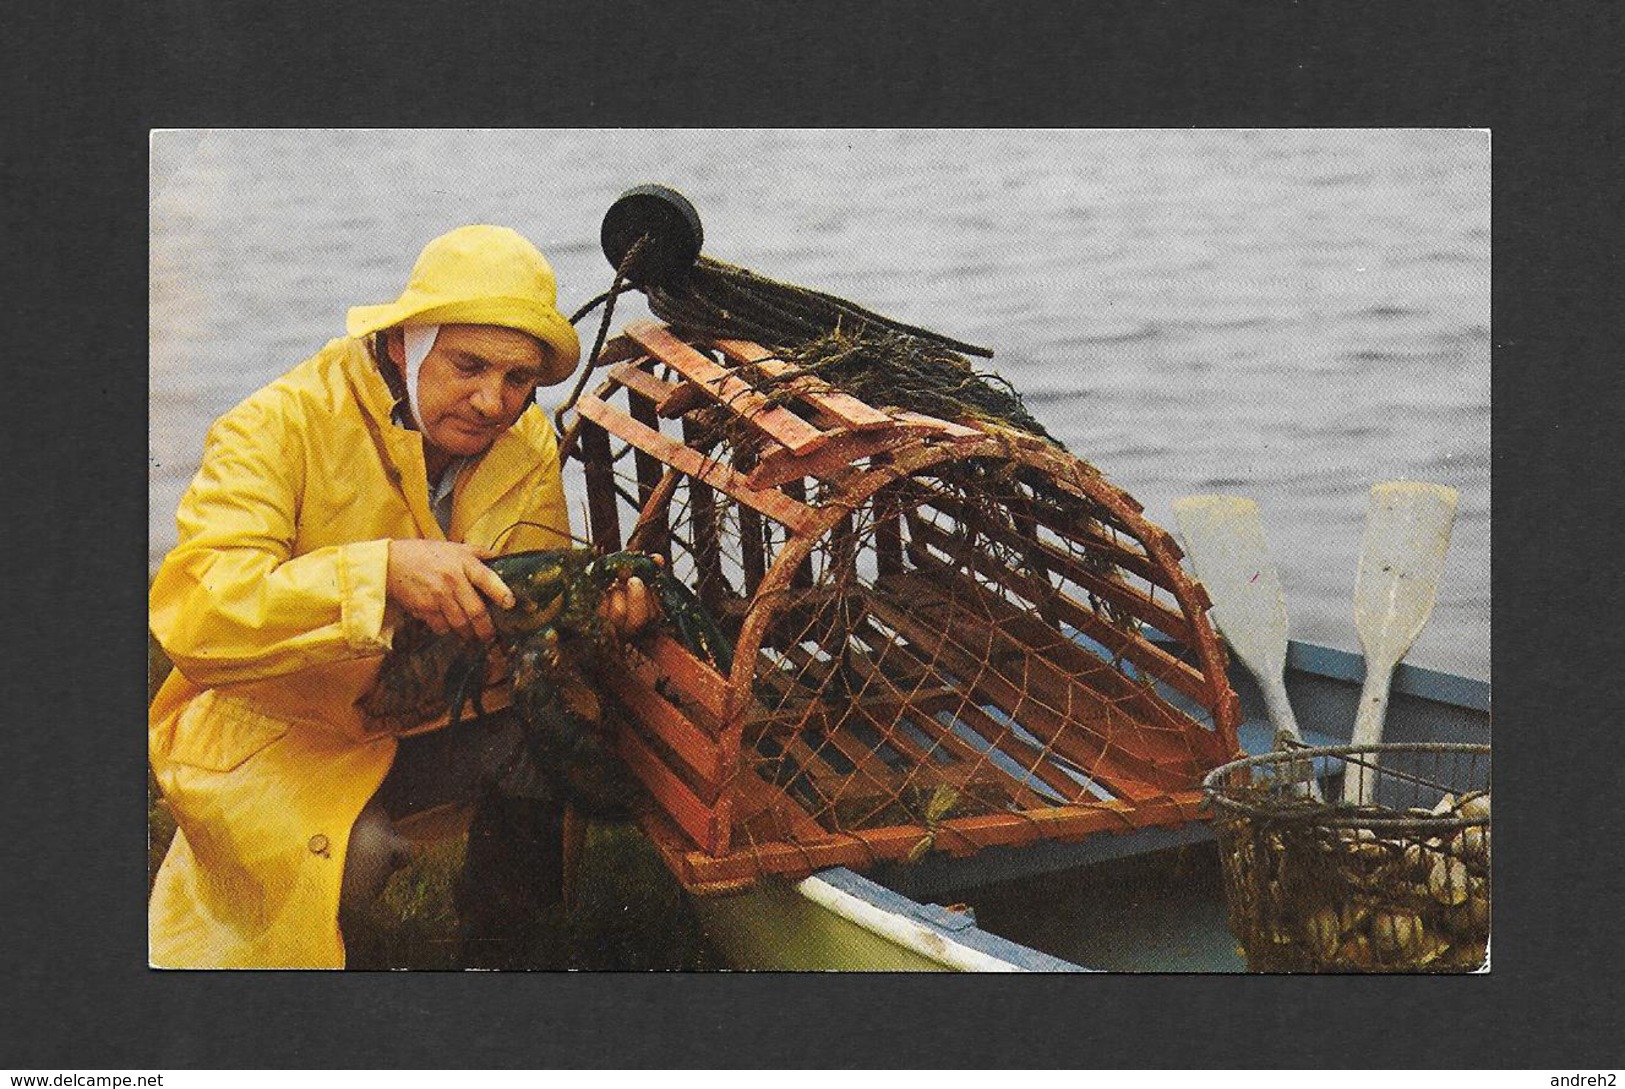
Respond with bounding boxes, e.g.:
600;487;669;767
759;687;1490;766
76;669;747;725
1173;495;1319;797
1342;481;1459;804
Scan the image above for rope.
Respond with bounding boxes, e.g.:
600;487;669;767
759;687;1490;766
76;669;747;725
552;235;652;438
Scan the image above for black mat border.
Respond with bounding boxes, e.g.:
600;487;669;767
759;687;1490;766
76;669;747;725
6;0;1620;1070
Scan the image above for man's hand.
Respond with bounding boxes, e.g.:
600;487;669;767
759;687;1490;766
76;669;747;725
386;539;516;642
600;574;660;640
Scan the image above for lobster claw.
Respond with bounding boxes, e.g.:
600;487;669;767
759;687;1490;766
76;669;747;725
650;572;734;676
443;644;493;730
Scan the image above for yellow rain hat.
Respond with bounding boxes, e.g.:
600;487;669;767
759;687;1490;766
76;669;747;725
346;225;581;385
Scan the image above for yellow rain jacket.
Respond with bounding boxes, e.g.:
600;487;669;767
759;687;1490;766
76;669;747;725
148;336;570;968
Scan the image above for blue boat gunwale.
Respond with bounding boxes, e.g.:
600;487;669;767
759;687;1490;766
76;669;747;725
1285;640;1489;714
1142;629;1491;714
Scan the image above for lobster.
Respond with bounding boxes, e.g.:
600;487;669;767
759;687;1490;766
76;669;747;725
358;548;732;817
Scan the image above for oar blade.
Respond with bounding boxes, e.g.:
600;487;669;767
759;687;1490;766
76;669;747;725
1173;495;1291;683
1353;481;1459;669
1177;494;1317;792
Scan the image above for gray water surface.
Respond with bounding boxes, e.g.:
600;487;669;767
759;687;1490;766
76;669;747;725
150;129;1489;680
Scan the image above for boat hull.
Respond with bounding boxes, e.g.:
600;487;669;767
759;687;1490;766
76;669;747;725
694;867;1083;971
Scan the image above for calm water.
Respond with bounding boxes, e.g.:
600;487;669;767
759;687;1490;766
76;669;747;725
150;129;1489;680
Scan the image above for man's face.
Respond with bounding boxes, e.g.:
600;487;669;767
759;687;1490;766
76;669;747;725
389;324;551;459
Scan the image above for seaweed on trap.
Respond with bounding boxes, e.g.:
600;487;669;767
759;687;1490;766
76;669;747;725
620;252;1131;605
640;255;1064;449
634;256;1125;593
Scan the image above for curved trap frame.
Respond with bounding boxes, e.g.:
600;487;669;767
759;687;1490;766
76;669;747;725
565;320;1242;894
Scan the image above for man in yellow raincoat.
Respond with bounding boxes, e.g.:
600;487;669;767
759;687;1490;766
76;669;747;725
149;225;639;969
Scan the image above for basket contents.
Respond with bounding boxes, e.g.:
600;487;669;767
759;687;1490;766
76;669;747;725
1204;743;1489;972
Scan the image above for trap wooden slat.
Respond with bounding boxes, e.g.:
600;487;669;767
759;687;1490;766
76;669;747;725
753;649;901;783
617;726;724;854
958;578;1209;743
873;479;906;577
606;358;689;414
930;694;1102;805
853;619;1088;803
866;580;1200;800
768;635;1022;811
763;736;880;805
767;593;868;662
659;791;1210;887
1005;487;1184;595
746;645;992;832
864;587;1165;802
575;391;817;530
626;320;834;455
769;729;901;817
890;547;1219;773
750;661;820;716
755;586;864;642
729;764;828;844
850;691;1052;813
711;337;894;431
636;633;725;715
682;416;730;616
1024;532;1194;641
998;483;1203;605
893;562;1215;774
744;419;996;491
905;512;1218;708
625;409;673;562
746;428;916;490
747;651;889;787
906;481;1196;643
824;630;965;728
637;804;757;898
888;409;985;440
1043;463;1149;519
745;685;959;743
590;332;649;368
851;650;1105;809
753;639;838;707
953;572;1217;750
843;613;948;691
781;708;907;794
897;503;1207;736
841;621;1089;806
577;412;623;553
600;662;726;788
994;461;1176;568
607;349;708;419
734;448;769;596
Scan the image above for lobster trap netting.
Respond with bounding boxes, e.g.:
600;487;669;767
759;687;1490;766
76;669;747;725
563;321;1243;893
1204;743;1491;972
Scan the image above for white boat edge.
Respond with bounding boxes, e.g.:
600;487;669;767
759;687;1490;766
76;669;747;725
697;864;1089;972
794;868;1085;972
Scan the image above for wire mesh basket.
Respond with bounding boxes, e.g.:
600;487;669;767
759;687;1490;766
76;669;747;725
1203;742;1490;972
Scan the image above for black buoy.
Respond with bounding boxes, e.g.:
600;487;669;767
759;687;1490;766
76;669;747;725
600;184;704;287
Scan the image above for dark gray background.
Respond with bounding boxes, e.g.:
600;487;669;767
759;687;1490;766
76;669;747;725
7;0;1619;1070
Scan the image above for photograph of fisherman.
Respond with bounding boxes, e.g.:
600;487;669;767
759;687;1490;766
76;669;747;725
148;224;655;969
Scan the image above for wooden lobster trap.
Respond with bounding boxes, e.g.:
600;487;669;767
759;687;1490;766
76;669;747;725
565;318;1243;894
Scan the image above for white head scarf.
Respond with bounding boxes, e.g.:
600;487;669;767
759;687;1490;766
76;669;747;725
402;324;441;428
